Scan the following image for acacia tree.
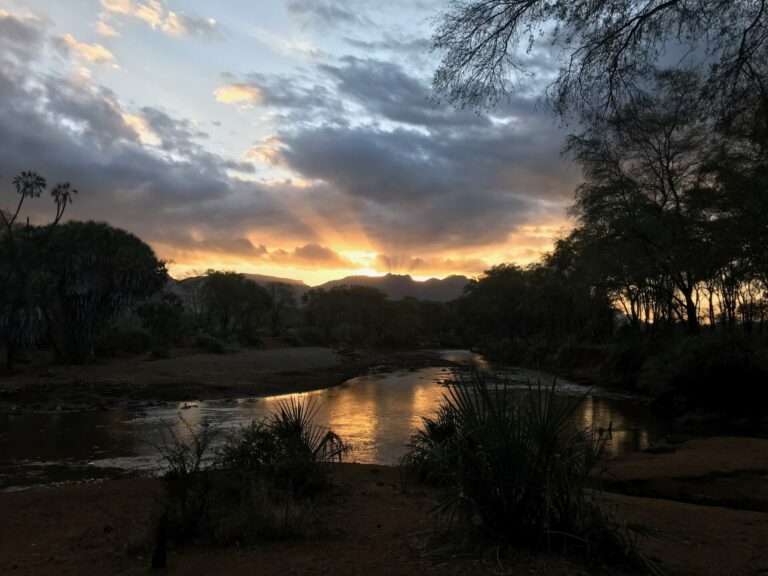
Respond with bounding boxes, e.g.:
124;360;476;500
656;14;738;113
198;271;271;340
0;172;76;371
432;0;767;128
567;71;718;332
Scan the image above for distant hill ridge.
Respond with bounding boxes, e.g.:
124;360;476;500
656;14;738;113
172;272;469;302
316;273;469;302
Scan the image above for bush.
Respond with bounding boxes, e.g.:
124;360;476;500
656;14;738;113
155;399;347;549
96;329;153;356
401;369;650;565
137;293;188;347
218;398;347;497
194;332;228;354
640;335;768;415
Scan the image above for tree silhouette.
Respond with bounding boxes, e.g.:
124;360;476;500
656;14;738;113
0;171;77;372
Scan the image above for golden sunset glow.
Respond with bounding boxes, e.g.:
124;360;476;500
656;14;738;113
2;1;580;287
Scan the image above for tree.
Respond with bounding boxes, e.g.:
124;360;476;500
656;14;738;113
432;0;767;130
0;172;76;371
137;292;188;347
41;221;166;364
567;71;716;332
198;271;271;340
266;282;297;337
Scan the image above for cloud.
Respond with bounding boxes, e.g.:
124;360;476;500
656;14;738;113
285;0;370;28
95;20;120;38
214;83;263;104
0;5;575;282
56;34;117;67
320;56;488;129
270;244;353;268
99;0;221;40
0;10;47;62
0;25;290;265
375;254;489;276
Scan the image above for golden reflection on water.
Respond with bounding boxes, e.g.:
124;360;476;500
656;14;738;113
0;363;666;490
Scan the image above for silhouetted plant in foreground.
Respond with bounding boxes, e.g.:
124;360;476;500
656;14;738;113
154;399;347;550
402;370;655;570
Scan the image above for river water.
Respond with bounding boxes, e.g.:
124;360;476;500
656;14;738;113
0;351;666;490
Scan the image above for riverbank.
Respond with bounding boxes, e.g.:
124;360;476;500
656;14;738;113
2;436;767;576
0;347;453;413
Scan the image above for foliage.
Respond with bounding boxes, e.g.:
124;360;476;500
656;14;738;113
156;399;347;546
431;0;767;135
136;292;188;347
266;282;298;337
218;398;347;497
194;332;228;354
198;271;272;342
402;370;650;565
640;335;768;415
41;221;166;363
0;172;76;371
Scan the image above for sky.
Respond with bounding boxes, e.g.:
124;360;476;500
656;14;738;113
0;0;579;285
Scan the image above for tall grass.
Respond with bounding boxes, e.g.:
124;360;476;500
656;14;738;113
402;369;651;566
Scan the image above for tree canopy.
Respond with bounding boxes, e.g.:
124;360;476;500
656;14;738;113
432;0;767;135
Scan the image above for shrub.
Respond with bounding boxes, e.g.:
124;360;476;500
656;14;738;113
194;332;227;354
137;293;188;347
218;398;347;497
155;399;347;549
402;369;650;565
640;335;768;415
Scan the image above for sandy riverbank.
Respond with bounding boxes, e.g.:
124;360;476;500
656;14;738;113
2;437;768;576
0;347;452;413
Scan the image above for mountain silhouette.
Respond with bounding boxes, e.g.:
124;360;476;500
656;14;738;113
316;273;469;302
172;272;469;302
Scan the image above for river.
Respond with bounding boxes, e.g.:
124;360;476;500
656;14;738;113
0;350;665;490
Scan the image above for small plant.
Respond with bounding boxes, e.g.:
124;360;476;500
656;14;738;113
402;369;653;568
156;416;218;543
153;398;347;551
219;397;347;497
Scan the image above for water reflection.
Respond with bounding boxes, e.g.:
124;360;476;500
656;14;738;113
0;353;666;489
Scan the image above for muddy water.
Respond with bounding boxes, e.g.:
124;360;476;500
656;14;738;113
0;351;665;490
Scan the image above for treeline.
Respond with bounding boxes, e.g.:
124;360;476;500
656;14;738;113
157;275;462;352
1;186;464;369
455;71;768;415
